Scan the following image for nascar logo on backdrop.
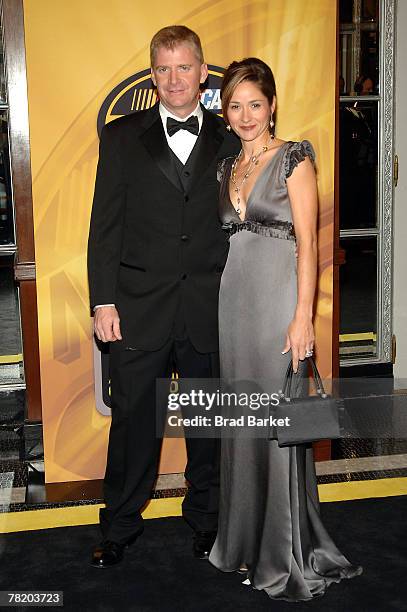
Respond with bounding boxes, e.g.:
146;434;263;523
97;65;224;135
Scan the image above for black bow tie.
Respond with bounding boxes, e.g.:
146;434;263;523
166;115;199;137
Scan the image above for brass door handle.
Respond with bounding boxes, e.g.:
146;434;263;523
394;154;399;187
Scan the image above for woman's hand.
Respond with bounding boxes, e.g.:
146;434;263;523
282;314;315;373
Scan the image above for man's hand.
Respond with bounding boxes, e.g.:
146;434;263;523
94;306;122;343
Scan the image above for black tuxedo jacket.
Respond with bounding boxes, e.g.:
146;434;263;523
87;103;239;352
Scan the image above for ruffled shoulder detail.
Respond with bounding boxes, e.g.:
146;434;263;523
284;140;316;180
217;156;234;183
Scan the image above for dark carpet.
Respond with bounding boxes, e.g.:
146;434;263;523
1;496;406;612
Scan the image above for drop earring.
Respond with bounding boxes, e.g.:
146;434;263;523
226;124;231;131
269;118;275;137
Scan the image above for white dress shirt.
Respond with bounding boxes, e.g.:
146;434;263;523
159;101;203;164
94;102;203;311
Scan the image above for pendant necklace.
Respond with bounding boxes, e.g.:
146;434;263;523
230;135;276;215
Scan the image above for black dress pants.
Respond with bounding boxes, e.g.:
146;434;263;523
100;318;220;545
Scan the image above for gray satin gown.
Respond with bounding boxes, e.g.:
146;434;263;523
209;141;362;602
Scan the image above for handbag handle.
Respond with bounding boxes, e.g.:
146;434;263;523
280;357;328;401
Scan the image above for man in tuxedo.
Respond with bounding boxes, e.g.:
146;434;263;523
88;25;238;568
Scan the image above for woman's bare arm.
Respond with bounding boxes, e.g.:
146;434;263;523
282;156;318;372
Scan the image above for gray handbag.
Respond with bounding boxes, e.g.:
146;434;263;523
275;357;343;446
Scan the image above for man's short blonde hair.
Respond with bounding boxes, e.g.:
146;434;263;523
150;25;204;66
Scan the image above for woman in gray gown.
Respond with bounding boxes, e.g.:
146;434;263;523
208;58;362;602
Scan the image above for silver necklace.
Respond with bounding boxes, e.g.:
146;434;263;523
230;136;276;215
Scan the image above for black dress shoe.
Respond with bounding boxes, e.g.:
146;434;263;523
91;540;125;568
91;527;144;568
193;531;217;559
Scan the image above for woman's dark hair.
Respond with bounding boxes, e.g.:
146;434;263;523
221;58;277;134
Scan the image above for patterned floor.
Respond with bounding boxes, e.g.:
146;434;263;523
1;443;407;514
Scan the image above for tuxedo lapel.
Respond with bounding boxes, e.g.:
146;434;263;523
140;106;183;192
184;107;224;193
139;104;224;194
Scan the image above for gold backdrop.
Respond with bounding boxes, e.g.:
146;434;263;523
23;0;337;482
